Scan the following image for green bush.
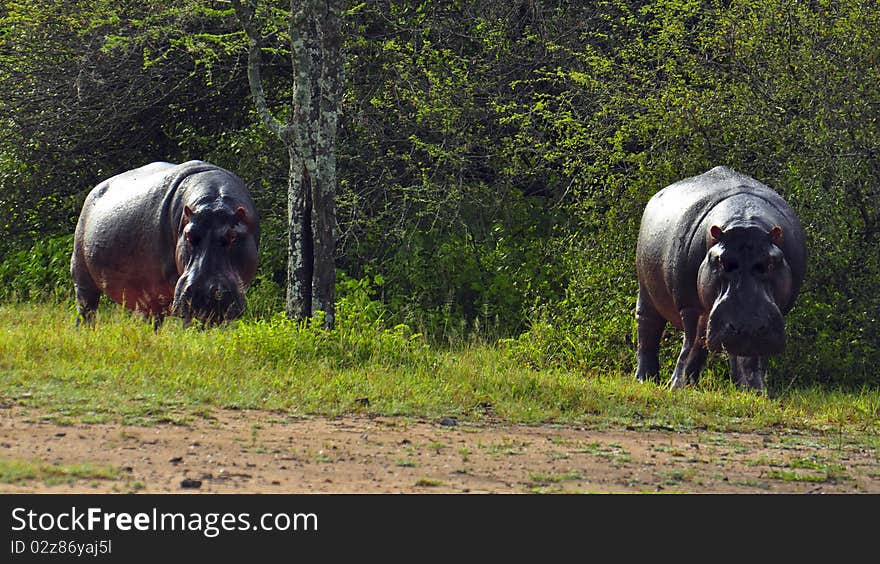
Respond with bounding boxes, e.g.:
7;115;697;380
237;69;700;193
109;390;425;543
232;272;430;371
0;234;74;302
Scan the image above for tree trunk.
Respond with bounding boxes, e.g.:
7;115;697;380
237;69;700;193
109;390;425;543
287;152;313;320
311;2;342;329
234;0;341;329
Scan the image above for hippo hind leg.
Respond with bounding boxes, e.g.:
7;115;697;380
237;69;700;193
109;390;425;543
729;356;767;391
635;288;665;383
670;308;708;388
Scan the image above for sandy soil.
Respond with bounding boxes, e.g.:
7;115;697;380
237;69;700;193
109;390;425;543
1;405;877;494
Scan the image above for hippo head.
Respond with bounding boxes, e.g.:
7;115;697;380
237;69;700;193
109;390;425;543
697;224;794;357
172;203;259;325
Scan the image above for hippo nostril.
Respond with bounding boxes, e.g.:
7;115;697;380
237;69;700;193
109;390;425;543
207;283;223;302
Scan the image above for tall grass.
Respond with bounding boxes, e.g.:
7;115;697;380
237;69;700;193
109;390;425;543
0;302;878;435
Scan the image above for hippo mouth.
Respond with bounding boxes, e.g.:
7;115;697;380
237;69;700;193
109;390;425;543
706;322;786;357
173;295;246;325
196;299;245;325
706;286;787;357
172;277;247;325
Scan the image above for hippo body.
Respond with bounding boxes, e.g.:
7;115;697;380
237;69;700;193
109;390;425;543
71;160;260;326
635;166;806;389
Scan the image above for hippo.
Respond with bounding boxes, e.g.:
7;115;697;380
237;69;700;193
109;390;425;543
634;166;807;390
71;160;260;327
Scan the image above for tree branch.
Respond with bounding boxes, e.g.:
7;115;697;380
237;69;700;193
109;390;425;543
231;0;289;141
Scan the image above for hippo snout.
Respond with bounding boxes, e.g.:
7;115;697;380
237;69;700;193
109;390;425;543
173;276;245;324
706;317;786;357
706;292;787;357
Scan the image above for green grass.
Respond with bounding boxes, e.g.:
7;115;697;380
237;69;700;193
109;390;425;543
662;468;698;486
0;457;119;486
484;438;530;455
527;472;587;493
528;471;584;484
766;469;832;483
1;302;879;443
732;479;771;489
577;442;631;463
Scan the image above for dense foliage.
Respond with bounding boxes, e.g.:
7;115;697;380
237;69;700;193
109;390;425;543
1;0;877;388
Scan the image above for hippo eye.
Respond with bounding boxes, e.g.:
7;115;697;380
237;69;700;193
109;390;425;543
185;231;201;246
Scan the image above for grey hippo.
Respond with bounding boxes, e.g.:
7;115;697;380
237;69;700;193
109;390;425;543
634;166;807;390
71;160;260;327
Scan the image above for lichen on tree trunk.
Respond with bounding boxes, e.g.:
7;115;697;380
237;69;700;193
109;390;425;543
233;0;342;328
287;152;313;320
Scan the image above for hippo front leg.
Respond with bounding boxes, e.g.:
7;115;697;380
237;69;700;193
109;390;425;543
670;308;708;388
72;278;100;327
74;288;99;326
729;356;767;391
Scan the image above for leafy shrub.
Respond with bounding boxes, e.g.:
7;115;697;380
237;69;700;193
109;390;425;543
232;273;430;371
0;235;74;302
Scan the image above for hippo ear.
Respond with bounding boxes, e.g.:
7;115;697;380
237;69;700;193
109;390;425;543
769;226;783;246
709;225;723;246
234;206;252;228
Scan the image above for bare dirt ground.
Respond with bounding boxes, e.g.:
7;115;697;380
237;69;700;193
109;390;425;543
1;405;878;494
